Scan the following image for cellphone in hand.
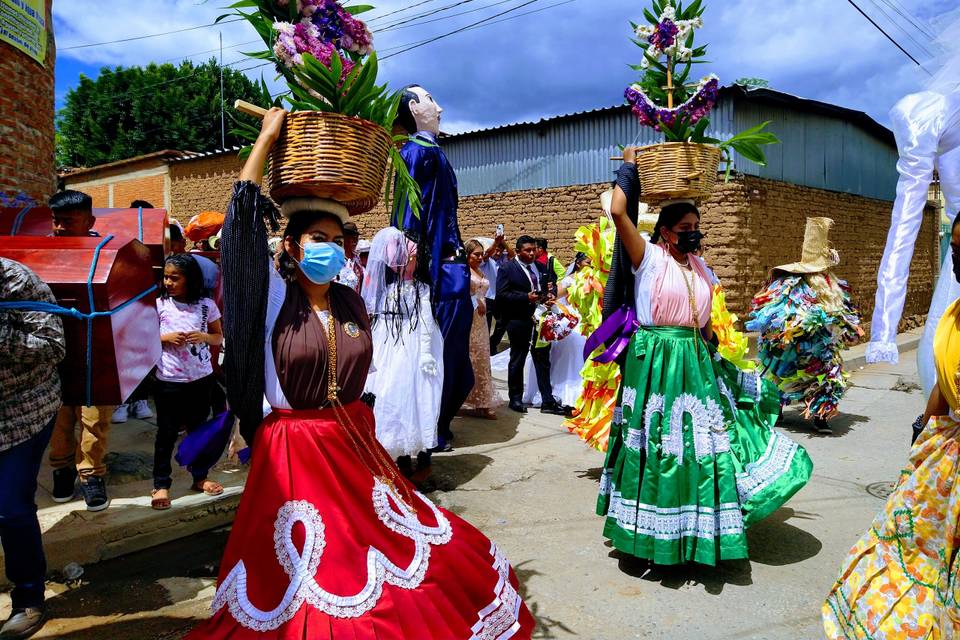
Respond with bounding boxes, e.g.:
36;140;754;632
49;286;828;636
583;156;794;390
495;223;504;237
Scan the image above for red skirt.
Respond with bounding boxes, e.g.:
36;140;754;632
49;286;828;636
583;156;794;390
187;402;535;639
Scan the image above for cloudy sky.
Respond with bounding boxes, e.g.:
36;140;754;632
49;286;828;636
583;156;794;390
53;0;958;137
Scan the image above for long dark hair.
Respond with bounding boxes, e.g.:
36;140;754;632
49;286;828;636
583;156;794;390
651;202;701;244
162;254;204;303
277;210;345;283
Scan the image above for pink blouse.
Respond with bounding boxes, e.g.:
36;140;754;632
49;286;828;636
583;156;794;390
632;244;712;328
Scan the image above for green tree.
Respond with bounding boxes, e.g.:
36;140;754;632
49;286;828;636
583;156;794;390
56;58;270;167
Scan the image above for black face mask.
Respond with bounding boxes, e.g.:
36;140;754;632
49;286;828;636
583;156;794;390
674;230;704;255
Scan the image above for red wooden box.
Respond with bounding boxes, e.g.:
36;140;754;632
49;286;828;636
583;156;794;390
0;236;161;406
0;206;171;266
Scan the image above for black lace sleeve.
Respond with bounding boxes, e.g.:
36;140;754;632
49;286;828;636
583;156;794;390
602;163;641;323
221;181;278;446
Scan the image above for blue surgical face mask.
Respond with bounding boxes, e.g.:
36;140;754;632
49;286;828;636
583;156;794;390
294;241;346;285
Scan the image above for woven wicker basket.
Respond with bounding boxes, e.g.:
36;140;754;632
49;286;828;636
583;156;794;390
636;142;722;203
268;111;392;215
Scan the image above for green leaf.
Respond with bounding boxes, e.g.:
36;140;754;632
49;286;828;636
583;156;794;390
643;8;659;25
240;49;274;59
686;0;703;17
344;4;375;15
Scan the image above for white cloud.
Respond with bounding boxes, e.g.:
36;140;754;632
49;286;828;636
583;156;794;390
53;0;959;129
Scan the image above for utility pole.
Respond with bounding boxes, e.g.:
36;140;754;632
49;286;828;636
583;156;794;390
219;31;226;149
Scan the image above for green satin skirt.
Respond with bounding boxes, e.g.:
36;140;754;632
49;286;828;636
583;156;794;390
596;326;814;566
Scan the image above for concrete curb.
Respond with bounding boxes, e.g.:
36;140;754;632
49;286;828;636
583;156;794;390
0;487;242;588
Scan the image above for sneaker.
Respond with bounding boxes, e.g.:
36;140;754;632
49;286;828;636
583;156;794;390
0;606;46;639
51;468;77;503
110;404;129;424
79;476;110;512
131;399;154;420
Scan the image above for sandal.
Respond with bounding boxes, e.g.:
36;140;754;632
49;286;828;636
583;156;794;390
191;479;224;496
479;409;498;420
151;489;171;511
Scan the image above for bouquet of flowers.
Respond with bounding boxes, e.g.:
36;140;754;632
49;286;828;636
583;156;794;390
625;0;778;178
224;0;420;214
539;305;580;342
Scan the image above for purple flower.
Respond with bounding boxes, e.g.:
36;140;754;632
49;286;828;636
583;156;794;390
624;76;720;132
648;19;679;50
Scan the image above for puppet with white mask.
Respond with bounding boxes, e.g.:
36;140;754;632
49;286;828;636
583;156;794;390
392;85;474;452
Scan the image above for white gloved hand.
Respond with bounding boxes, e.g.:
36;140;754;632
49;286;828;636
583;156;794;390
420;353;439;377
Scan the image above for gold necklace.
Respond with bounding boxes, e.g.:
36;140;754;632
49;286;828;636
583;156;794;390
680;265;702;357
324;313;415;510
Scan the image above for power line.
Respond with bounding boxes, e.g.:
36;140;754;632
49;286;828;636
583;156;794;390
844;0;929;71
61;17;244;50
160;39;260;64
376;0;483;31
379;0;517;32
380;0;573;57
381;0;542;60
877;0;937;39
864;0;935;60
366;0;443;22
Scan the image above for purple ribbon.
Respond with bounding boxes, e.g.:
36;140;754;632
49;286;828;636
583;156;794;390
583;306;639;364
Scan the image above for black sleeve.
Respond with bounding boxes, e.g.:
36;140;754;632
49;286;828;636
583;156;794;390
221;181;279;446
496;264;529;304
602;163;641;323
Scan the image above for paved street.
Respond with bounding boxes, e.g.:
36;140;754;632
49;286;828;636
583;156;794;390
2;352;924;639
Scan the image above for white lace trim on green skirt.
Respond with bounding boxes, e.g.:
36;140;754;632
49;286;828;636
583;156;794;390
606;490;745;540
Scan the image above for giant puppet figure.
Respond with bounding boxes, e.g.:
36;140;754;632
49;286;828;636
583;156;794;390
866;82;960;395
393;85;475;449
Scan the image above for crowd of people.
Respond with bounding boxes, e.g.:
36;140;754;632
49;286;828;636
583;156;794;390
1;99;958;640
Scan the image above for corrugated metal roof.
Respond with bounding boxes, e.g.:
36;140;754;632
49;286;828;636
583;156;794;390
442;85;899;201
443;86;894;144
168;146;246;162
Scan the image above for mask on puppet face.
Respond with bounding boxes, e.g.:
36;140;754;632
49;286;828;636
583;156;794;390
408;86;442;135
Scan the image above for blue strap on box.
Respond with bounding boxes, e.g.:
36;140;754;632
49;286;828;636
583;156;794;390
9;205;33;235
0;233;157;405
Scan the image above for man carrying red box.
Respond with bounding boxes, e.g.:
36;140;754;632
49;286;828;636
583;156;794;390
48;190;113;512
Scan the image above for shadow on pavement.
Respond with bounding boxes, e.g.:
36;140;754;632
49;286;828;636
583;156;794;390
42;529;227;622
746;507;823;566
451;410;523;448
512;559;576;639
38;616;199;640
606;508;822;595
776;409;870;439
422;453;495;493
612;548;754;595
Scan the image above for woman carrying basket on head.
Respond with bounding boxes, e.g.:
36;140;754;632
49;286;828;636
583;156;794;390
186;108;533;639
595;147;813;566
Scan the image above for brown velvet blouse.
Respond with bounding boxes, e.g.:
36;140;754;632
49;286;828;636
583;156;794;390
271;281;372;409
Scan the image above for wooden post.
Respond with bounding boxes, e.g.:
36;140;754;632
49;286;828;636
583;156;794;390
666;64;675;109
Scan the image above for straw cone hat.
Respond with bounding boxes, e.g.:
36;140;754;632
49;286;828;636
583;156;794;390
774;217;840;274
600;188;656;234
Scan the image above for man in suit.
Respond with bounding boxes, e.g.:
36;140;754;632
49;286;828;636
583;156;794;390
496;236;567;416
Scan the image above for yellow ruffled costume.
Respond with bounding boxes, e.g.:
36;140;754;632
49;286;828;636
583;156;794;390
710;282;754;372
823;298;960;639
563;217;620;452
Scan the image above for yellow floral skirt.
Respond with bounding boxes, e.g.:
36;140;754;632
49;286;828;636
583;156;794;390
823;415;960;639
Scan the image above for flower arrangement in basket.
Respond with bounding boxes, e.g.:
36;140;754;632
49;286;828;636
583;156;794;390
224;0;420;215
623;0;779;201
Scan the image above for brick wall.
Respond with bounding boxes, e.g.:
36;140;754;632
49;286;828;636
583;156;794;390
158;153;940;334
63;158;171;209
112;175;166;210
168;153;244;227
0;0;55;202
356;176;938;330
